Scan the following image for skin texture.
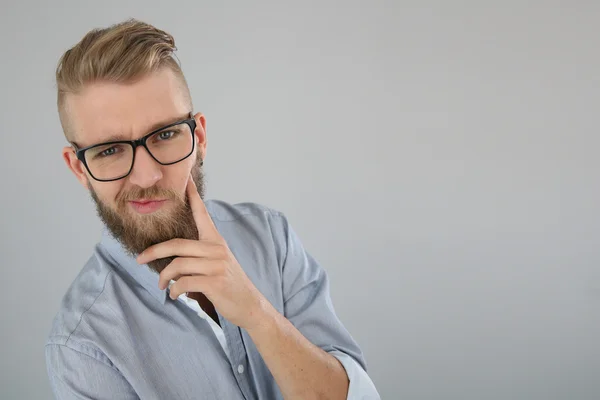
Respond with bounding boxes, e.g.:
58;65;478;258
62;67;350;399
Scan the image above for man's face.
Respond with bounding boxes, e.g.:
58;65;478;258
62;68;207;273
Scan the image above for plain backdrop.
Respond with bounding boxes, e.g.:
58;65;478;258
1;1;599;399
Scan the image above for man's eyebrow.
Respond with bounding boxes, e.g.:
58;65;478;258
146;113;191;133
96;113;191;143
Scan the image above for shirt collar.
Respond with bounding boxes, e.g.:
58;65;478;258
99;226;168;304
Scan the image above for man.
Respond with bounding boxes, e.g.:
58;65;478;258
45;18;379;400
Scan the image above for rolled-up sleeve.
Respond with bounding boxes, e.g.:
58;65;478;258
45;343;138;400
274;213;380;399
330;350;381;400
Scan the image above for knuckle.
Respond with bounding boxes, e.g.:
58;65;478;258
216;244;229;259
171;257;184;271
178;276;191;291
216;260;228;274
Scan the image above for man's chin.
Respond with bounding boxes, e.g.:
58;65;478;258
101;200;198;269
120;208;184;240
98;203;182;249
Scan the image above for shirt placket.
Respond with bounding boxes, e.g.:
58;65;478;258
219;315;257;400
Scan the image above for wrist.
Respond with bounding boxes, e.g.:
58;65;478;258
245;296;278;335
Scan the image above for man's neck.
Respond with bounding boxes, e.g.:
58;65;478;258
187;292;220;327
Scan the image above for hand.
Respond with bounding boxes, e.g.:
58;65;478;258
136;175;268;330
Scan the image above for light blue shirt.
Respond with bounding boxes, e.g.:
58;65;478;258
45;200;380;399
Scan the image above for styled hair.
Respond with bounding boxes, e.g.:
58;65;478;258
55;18;192;141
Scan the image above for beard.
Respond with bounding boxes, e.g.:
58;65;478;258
90;155;206;274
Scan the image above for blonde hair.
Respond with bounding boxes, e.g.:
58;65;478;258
56;18;192;141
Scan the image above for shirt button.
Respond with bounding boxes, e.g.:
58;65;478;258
237;364;244;374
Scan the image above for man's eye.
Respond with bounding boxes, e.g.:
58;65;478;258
100;147;117;156
93;145;122;159
157;131;175;140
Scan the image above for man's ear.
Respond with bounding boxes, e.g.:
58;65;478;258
62;146;90;189
193;112;207;158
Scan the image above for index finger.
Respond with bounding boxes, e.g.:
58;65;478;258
187;174;219;241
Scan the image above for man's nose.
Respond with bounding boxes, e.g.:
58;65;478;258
127;146;163;188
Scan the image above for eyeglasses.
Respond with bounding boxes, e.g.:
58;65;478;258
72;113;197;182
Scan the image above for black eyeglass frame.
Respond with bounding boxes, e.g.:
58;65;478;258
71;113;197;182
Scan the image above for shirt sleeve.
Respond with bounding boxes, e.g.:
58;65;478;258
330;350;381;400
45;343;139;400
274;212;381;399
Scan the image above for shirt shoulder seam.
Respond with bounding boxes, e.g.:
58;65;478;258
65;266;112;346
45;342;117;370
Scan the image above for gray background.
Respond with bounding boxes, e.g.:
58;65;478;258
1;1;599;399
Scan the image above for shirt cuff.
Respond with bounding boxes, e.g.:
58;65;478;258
329;350;381;400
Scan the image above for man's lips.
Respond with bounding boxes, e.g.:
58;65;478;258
128;199;168;214
130;198;167;204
